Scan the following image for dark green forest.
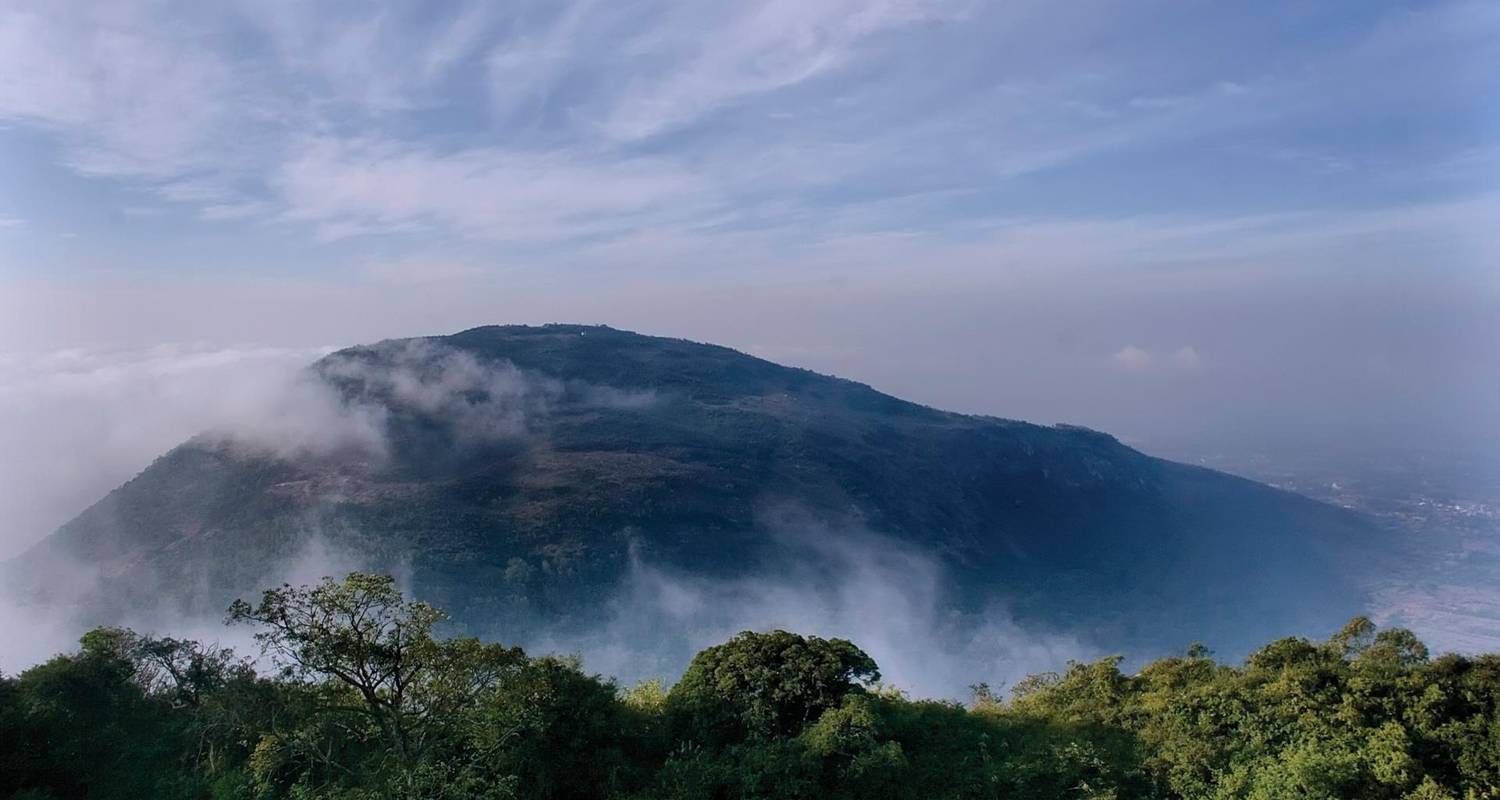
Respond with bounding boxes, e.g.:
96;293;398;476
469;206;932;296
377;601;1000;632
3;574;1497;800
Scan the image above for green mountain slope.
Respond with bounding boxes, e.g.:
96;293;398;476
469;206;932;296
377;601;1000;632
9;324;1381;657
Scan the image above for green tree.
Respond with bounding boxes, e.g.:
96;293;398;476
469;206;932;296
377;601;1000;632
229;572;529;798
666;629;879;744
8;630;202;799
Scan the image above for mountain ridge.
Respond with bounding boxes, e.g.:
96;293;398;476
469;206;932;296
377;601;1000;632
8;324;1381;660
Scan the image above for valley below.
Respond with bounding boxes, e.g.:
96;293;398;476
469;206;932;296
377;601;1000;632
1151;442;1500;655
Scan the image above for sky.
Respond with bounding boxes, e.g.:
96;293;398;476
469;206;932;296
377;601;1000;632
0;0;1497;553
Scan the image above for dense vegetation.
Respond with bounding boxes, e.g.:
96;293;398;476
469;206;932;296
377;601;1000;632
3;573;1496;799
11;325;1377;659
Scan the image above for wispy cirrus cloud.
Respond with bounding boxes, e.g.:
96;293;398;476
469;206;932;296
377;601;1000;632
593;0;971;141
0;4;266;180
0;0;1492;255
271;137;719;243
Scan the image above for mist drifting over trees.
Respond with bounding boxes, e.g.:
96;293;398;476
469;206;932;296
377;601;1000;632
4;573;1498;799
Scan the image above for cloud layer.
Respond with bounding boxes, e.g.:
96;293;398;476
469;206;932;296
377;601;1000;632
0;1;1493;253
529;526;1093;700
0;344;335;557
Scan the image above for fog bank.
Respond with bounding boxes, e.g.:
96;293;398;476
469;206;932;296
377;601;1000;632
527;528;1094;700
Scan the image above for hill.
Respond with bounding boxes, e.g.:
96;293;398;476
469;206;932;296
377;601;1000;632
7;324;1382;658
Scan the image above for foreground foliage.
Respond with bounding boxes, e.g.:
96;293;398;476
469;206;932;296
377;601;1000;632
3;574;1497;799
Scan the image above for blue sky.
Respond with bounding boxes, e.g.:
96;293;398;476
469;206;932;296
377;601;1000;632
0;0;1493;276
0;1;1495;455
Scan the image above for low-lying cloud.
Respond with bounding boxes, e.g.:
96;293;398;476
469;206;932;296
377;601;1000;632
0;338;662;560
320;340;540;445
3;516;1094;699
0;337;672;675
528;525;1094;701
0;344;338;558
0;527;402;675
315;338;659;446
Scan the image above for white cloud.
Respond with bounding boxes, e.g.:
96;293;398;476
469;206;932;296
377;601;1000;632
531;525;1093;699
598;0;968;140
485;1;593;117
1112;345;1154;371
0;4;264;180
0;344;336;557
1;0;1492;252
271;137;717;242
1170;345;1203;371
317;340;541;443
1112;344;1204;373
0;336;670;559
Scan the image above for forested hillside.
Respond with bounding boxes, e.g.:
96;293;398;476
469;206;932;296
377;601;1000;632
10;325;1382;660
3;573;1496;800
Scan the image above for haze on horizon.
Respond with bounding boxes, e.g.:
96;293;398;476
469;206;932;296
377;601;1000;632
0;0;1496;556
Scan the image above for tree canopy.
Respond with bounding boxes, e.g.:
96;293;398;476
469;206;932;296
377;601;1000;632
2;573;1497;799
666;629;879;744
